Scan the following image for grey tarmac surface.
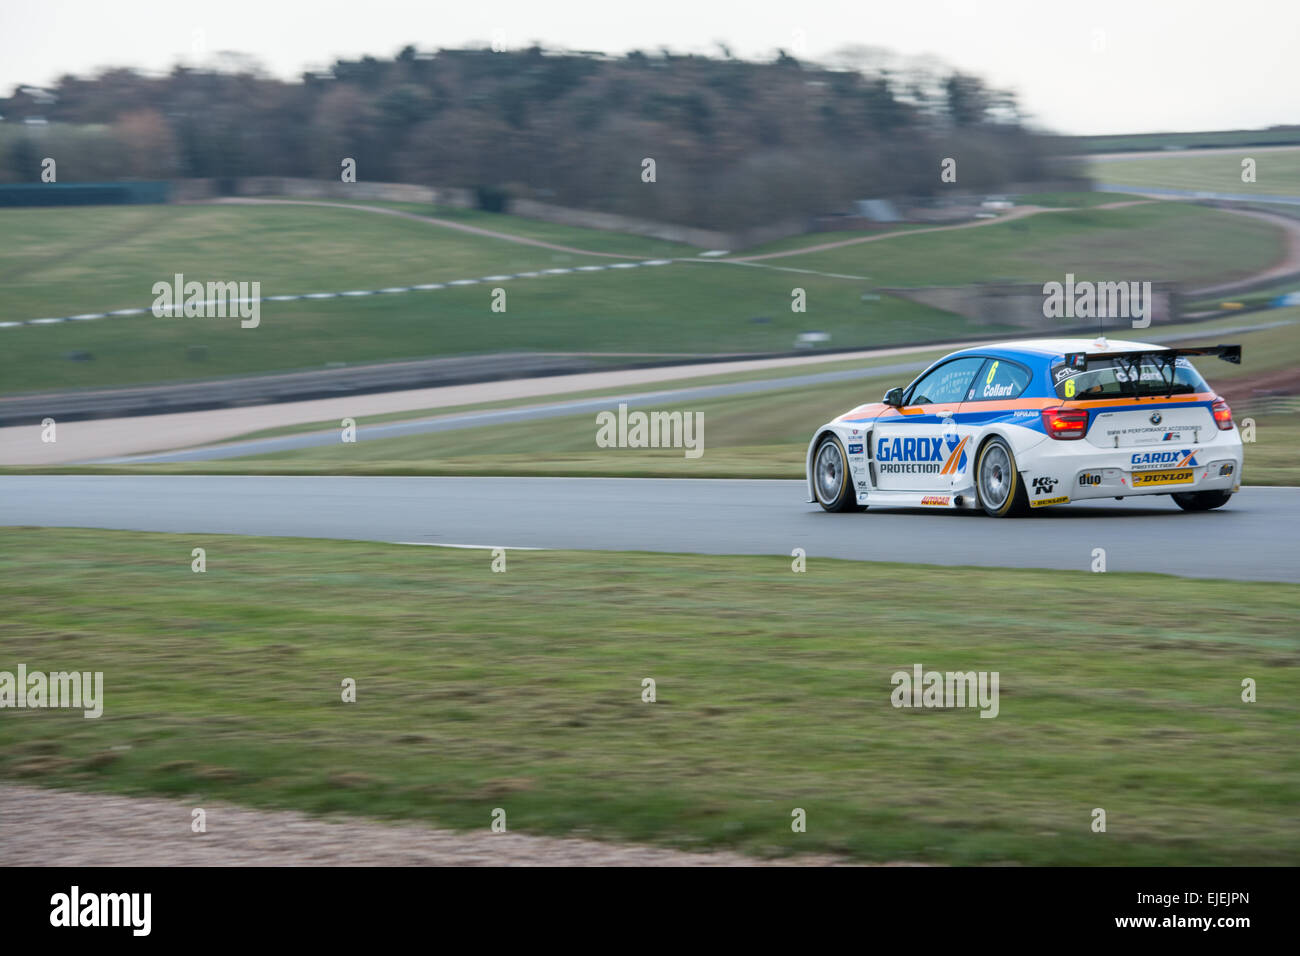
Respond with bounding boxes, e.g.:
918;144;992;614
3;475;1296;581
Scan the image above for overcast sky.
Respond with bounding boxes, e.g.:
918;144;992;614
1;0;1295;135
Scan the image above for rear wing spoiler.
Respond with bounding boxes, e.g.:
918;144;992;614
1060;344;1242;371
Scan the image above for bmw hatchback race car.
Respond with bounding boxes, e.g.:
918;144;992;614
806;338;1243;516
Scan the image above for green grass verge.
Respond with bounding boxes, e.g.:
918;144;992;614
2;528;1296;864
1088;147;1300;197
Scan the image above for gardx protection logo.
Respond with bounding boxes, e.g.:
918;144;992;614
1131;449;1199;469
877;429;969;475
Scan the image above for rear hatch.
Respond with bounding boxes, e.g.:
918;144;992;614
1085;404;1215;448
1048;346;1240;449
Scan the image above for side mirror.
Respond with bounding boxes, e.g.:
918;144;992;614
883;387;904;407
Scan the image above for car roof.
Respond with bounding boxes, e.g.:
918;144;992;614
944;337;1165;363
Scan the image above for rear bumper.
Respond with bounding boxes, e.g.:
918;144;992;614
1024;435;1243;503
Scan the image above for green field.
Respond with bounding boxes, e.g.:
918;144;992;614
324;199;697;258
772;202;1283;282
0;199;1287;394
1088;147;1300;197
0;203;618;319
1073;129;1300;153
2;527;1296;865
0;263;967;394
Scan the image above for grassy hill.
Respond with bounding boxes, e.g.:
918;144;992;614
0;198;1288;394
1088;146;1300;197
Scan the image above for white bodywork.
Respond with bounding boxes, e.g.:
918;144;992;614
805;337;1244;511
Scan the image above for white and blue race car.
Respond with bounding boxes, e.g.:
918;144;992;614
806;337;1243;516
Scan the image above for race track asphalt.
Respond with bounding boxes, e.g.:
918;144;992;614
3;476;1296;582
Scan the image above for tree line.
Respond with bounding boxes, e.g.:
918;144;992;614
0;46;1074;230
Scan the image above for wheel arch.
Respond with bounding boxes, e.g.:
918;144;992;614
972;424;1037;477
970;428;1031;516
805;427;842;502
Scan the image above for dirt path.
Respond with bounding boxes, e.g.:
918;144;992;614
0;783;864;866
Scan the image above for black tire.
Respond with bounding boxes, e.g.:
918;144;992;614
1171;490;1232;512
974;436;1029;517
812;435;864;512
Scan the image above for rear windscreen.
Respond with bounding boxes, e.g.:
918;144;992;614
1051;355;1209;400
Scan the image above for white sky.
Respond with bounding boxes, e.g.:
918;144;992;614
0;0;1295;135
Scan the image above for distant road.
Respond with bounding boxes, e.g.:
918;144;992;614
4;476;1297;582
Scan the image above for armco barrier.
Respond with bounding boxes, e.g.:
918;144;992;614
0;182;169;207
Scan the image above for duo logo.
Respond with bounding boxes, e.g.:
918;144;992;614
1131;449;1198;468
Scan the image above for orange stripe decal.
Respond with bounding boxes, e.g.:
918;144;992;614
940;436;969;475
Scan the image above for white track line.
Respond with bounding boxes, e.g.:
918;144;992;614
392;541;544;550
2;252;884;330
1;260;670;329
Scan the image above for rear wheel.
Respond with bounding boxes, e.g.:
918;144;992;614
1171;490;1232;512
975;437;1028;517
813;436;863;512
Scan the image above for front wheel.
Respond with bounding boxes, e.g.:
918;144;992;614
812;436;863;512
1171;490;1233;512
974;437;1028;517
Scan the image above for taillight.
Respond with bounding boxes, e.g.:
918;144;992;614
1041;407;1089;440
1212;397;1234;431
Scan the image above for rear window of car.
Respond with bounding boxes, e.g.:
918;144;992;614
1050;355;1209;399
966;358;1031;401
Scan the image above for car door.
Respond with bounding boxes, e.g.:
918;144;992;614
953;355;1035;479
872;357;985;492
